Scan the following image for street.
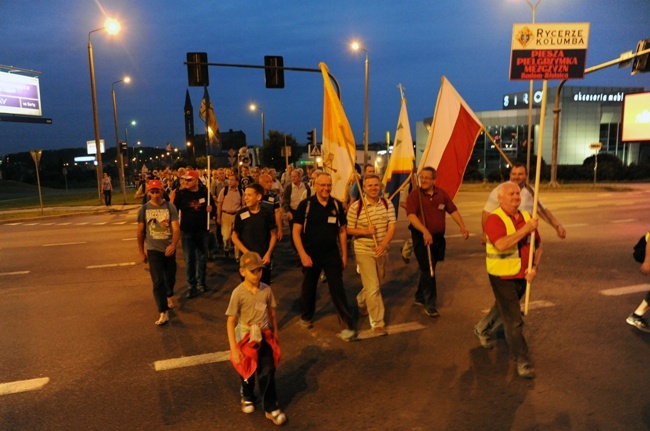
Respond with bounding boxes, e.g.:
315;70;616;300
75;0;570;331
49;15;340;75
1;186;650;431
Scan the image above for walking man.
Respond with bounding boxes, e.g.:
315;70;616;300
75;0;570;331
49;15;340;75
137;179;180;325
406;166;469;317
475;181;542;379
346;174;396;335
172;170;214;298
292;172;356;341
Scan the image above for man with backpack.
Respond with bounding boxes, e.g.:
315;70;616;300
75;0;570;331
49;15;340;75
346;174;396;336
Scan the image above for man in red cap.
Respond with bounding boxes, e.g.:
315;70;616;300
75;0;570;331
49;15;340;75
171;170;215;298
137;179;180;325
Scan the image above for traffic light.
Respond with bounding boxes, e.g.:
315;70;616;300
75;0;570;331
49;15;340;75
187;52;209;86
264;56;284;88
632;39;650;74
119;141;128;154
307;129;315;146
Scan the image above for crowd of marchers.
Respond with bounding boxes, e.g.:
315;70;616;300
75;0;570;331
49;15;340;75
134;160;650;426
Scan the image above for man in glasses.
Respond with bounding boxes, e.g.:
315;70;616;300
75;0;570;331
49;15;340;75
406;166;469;318
172;170;215;298
137;179;180;326
292;172;356;341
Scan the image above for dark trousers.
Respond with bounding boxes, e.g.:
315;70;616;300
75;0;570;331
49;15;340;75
181;230;209;288
300;253;353;329
240;338;279;413
488;275;529;364
103;190;112;206
412;231;445;313
147;250;176;313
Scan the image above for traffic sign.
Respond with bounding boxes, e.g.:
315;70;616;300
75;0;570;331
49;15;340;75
309;144;321;158
589;142;602;151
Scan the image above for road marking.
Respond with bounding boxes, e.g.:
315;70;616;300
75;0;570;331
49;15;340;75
611;219;636;223
357;321;426;340
86;262;136;269
154;351;230;371
92;222;107;225
112;222;127;225
0;271;30;276
57;223;72;226
43;242;86;247
482;299;556;314
75;222;89;225
0;377;49;396
600;284;650;296
4;223;22;226
40;223;55;226
24;223;38;226
122;238;137;241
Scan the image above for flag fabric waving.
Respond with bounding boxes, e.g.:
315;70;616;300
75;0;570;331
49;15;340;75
319;62;356;202
199;87;219;147
418;77;483;199
382;97;415;217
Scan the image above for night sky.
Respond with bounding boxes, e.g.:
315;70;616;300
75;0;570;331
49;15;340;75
1;0;649;156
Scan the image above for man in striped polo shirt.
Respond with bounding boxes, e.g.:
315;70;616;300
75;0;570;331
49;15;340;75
347;174;396;335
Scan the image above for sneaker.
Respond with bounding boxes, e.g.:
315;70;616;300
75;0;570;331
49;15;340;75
425;308;440;318
265;409;287;425
299;319;313;329
241;400;255;414
358;305;369;316
414;299;424;307
372;326;388;336
473;326;493;349
517;362;536;379
340;328;358;342
626;314;650;332
197;285;208;293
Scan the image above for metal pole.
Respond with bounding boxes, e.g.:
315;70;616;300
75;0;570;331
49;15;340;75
88;32;104;204
111;84;128;204
525;0;541;176
363;51;370;166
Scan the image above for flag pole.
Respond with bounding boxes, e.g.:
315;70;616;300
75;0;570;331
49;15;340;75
524;79;548;316
204;86;211;230
413;167;434;278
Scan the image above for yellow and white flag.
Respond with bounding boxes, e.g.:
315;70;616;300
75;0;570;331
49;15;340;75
199;87;219;146
319;62;356;202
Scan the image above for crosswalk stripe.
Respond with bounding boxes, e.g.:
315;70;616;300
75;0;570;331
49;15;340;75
154;351;230;371
600;284;650;296
43;242;86;247
611;219;636;223
86;262;136;269
357;321;426;340
0;271;30;276
0;377;49;396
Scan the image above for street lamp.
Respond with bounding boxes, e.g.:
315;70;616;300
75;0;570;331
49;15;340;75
112;76;130;204
249;103;265;146
88;17;121;204
351;41;370;166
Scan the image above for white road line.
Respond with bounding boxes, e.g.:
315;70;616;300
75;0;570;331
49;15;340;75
357;321;426;340
0;377;49;396
40;223;55;226
57;223;72;225
122;238;137;241
75;222;89;225
154;351;230;371
24;223;38;226
611;219;636;223
4;223;22;226
92;222;107;225
482;299;556;314
86;262;136;269
0;271;30;276
600;284;650;296
43;242;86;247
112;222;127;225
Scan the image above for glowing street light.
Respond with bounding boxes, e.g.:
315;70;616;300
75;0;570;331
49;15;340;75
249;103;265;146
112;76;130;204
351;40;370;165
88;17;121;204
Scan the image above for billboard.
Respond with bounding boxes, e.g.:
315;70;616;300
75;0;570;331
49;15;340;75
622;92;650;143
0;70;42;116
510;23;590;81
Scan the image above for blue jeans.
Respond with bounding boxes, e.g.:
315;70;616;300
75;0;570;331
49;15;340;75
181;230;209;288
147;250;176;313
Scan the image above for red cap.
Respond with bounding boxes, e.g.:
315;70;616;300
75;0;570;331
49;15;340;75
182;170;199;180
147;179;164;191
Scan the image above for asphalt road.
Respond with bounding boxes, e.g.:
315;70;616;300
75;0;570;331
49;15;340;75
1;185;650;431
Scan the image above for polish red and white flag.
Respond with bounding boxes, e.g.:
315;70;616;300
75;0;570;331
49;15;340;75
418;77;483;199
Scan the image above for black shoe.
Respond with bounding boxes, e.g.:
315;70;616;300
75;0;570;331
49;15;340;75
187;288;198;298
425;308;440;318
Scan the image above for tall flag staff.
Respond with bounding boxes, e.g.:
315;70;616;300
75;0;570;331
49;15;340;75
319;62;376;246
200;86;219;229
382;84;416;218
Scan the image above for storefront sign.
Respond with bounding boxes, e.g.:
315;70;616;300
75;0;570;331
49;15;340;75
510;23;590;81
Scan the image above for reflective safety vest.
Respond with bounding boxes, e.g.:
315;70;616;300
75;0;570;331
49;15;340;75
485;207;531;276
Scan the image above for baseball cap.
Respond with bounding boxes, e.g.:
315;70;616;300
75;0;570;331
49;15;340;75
239;251;265;271
182;170;199;180
147;179;164;191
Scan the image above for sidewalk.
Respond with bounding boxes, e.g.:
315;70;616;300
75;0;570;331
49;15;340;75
0;203;142;223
